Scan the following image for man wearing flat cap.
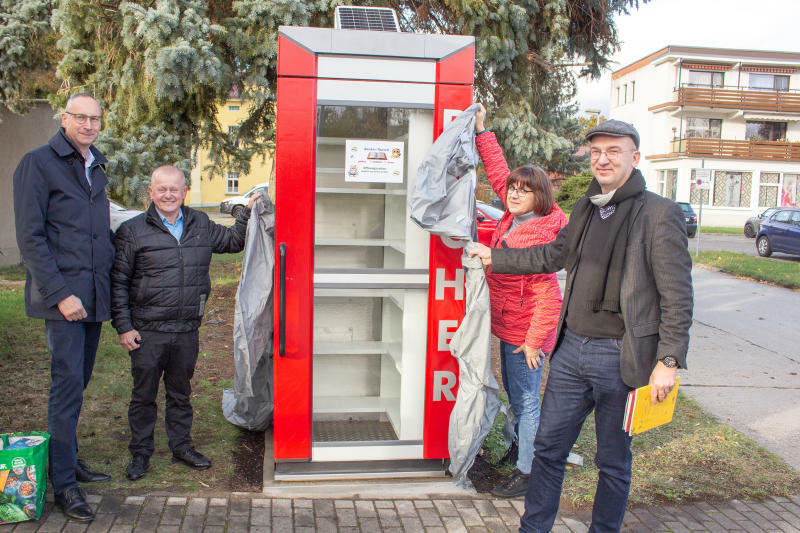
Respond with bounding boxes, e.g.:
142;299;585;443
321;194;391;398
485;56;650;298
470;120;693;532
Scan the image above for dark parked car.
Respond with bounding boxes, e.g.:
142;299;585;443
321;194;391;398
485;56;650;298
476;200;504;246
744;207;779;238
677;202;697;238
756;207;800;257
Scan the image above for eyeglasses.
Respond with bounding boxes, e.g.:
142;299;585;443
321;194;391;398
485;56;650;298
507;185;534;197
64;111;102;126
590;148;636;161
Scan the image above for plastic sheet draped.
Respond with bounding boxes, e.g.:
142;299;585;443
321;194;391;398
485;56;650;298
446;249;501;485
222;196;275;431
409;103;480;241
408;107;500;486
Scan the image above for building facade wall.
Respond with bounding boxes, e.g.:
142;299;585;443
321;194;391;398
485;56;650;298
189;99;275;207
1;103;60;266
610;46;800;227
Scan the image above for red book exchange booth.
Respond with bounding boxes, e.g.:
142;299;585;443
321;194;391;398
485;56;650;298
273;19;475;480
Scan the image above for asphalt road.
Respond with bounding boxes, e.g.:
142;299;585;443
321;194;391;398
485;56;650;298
692;232;800;262
682;266;800;472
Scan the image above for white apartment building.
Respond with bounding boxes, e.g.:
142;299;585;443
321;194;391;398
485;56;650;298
610;45;800;226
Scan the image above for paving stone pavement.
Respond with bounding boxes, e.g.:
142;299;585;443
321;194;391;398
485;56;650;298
5;493;800;532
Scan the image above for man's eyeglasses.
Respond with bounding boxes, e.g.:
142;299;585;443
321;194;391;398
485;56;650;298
64;111;102;126
589;148;636;161
507;185;534;197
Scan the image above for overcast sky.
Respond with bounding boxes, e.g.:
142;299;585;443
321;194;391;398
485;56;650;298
575;0;800;116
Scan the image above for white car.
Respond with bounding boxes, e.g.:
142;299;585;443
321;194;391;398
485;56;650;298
110;200;142;231
219;182;269;218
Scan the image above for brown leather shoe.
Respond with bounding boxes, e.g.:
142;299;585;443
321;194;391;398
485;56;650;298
54;487;95;522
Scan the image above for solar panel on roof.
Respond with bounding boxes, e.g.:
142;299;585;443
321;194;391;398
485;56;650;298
334;6;400;32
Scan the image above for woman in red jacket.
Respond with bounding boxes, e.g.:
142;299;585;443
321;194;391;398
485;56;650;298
475;104;567;498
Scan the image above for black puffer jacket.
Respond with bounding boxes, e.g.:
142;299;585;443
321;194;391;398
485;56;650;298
111;204;249;334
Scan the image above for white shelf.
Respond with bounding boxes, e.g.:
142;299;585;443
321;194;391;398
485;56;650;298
314;269;426;288
313;341;402;373
315;238;405;254
317;137;347;146
313;288;405;310
313;395;399;415
315;341;389;355
316;186;407;196
316;167;346;174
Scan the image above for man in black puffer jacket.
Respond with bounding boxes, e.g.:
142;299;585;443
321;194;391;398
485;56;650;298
110;165;260;481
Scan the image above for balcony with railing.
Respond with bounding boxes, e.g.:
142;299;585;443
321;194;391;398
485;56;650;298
647;137;800;162
649;85;800;113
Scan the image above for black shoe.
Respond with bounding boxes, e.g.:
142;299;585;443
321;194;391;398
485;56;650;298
499;442;519;467
75;459;110;483
54;487;95;522
491;469;530;499
126;454;150;481
172;448;211;470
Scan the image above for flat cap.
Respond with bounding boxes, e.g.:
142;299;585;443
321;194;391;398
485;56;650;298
585;119;640;148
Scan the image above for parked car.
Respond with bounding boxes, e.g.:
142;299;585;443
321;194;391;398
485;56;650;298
109;200;142;231
476;200;504;246
756;207;800;257
219;182;269;217
744;207;779;238
490;197;504;211
677;202;697;238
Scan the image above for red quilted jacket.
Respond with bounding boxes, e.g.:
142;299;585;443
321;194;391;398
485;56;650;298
476;132;567;351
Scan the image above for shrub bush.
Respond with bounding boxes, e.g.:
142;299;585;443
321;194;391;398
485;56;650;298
555;171;593;215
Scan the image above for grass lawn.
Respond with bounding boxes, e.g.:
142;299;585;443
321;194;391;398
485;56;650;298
3;255;800;504
483;387;800;506
692;251;800;289
697;226;742;235
0;257;257;493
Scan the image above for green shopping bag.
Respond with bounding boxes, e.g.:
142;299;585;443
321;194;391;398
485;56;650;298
0;432;50;524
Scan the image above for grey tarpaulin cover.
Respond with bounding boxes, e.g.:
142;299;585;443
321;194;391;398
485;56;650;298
407;105;502;486
409;103;480;241
222;196;275;431
447;247;502;485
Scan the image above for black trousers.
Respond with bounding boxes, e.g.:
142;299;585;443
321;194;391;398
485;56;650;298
128;330;199;456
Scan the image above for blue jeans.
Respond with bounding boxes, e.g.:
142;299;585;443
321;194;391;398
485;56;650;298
45;320;102;493
500;341;543;475
520;328;633;533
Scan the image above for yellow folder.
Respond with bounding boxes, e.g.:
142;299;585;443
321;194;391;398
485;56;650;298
622;377;680;436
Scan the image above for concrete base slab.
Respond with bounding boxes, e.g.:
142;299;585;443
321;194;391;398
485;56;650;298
262;428;477;498
262;478;478;499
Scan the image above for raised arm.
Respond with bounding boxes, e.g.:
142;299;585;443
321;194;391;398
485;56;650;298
474;104;511;202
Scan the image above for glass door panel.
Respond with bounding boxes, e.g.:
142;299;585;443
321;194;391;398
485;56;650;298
312;106;433;453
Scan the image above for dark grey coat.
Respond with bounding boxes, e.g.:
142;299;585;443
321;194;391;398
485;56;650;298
492;184;693;388
13;129;114;321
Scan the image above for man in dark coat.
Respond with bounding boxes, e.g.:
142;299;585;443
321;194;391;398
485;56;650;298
469;120;693;533
13;93;115;522
110;165;259;481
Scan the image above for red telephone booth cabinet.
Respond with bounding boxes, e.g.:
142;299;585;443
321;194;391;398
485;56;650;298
273;24;475;480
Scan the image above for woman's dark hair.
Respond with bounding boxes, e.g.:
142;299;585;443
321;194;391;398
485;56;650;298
506;165;555;216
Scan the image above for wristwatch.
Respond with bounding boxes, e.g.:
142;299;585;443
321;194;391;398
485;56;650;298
660;356;678;369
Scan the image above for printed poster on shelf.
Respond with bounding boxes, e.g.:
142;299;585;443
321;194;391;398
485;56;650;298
344;140;404;183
